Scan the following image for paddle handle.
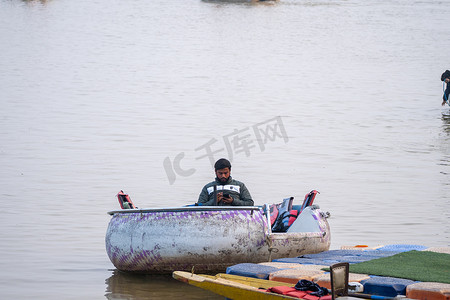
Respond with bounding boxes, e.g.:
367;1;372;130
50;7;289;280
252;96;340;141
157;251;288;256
349;293;394;300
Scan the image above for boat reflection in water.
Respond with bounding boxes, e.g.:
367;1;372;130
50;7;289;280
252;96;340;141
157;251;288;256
104;270;223;299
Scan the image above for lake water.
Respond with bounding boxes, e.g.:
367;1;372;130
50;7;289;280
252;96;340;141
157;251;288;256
0;0;449;299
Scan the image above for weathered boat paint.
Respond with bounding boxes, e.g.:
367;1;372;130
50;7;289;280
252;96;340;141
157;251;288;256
105;206;330;274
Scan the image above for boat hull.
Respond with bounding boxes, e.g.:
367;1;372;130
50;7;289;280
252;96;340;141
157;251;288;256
105;206;330;274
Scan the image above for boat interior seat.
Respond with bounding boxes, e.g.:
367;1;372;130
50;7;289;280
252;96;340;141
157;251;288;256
291;204;302;211
262;202;322;233
330;262;349;300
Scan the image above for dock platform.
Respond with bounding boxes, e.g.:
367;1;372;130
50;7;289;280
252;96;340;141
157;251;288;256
225;244;450;299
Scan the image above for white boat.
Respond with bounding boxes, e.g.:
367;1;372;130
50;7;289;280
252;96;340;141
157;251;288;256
105;204;330;274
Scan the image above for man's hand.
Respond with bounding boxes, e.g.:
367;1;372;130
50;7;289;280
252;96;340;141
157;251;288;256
218;192;233;204
445;78;450;83
222;194;233;204
217;193;223;203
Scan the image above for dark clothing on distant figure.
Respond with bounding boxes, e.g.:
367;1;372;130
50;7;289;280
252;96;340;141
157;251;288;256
441;70;450;103
444;85;450;103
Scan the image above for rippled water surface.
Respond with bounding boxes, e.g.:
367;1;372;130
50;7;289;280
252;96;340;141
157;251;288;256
0;0;449;299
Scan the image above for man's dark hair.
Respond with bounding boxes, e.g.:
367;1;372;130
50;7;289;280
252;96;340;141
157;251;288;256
441;70;450;81
214;158;231;171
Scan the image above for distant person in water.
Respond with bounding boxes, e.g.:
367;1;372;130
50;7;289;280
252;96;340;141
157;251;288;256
197;158;254;206
441;70;450;106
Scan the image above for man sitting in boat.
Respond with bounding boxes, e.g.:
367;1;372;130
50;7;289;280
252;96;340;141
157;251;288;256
197;158;254;206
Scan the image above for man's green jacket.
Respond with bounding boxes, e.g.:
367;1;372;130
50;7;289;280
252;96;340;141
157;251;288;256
197;176;254;206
